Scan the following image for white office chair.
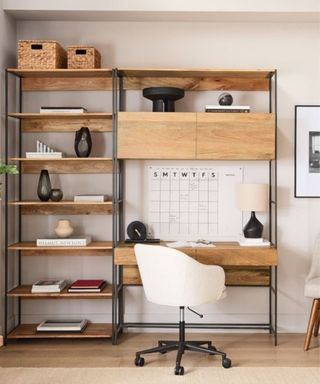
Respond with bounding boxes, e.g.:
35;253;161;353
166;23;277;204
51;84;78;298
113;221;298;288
304;234;320;350
134;244;231;375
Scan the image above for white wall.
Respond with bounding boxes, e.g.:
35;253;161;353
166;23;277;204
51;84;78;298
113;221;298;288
10;19;320;332
0;1;16;336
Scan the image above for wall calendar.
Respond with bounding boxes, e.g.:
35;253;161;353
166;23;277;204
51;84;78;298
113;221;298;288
147;166;243;241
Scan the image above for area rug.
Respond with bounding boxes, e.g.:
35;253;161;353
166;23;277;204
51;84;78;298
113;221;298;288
1;367;319;384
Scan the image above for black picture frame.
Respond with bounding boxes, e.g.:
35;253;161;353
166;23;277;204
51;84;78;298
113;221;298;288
295;105;320;197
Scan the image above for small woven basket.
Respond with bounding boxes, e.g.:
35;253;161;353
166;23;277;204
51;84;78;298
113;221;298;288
67;46;101;69
18;40;67;69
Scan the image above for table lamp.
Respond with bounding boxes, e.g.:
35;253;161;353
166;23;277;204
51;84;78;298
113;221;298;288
238;183;269;238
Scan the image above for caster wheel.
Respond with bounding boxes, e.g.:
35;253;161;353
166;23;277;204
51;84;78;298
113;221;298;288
134;356;145;367
222;357;232;369
158;342;167;354
174;366;184;375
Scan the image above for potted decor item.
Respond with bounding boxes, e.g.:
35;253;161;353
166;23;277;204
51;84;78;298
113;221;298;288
55;219;74;238
74;127;92;157
37;169;52;201
0;163;18;199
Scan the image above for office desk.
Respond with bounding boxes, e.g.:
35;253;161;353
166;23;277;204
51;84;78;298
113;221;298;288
114;242;278;344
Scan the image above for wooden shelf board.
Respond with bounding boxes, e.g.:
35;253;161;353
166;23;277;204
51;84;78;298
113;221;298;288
8;284;112;299
115;241;278;267
8;112;112;119
9;157;113;173
118;68;275;91
8;113;112;132
7;68;113;78
8;323;112;339
9;201;113;215
118;68;275;78
8;241;112;256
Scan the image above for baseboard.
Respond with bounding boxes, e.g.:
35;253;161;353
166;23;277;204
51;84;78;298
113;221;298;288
0;335;3;347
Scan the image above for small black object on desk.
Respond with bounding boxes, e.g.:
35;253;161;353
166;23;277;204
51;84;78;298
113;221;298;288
126;221;160;243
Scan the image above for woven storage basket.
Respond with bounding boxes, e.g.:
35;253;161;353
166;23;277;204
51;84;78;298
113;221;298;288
67;46;101;69
18;40;67;69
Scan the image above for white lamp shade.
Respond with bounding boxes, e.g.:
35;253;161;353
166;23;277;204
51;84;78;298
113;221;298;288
238;183;269;212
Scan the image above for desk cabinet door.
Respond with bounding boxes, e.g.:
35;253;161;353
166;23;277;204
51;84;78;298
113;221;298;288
196;113;275;160
118;112;196;159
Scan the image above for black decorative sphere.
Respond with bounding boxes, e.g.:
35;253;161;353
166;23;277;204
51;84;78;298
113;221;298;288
218;92;233;106
50;188;63;202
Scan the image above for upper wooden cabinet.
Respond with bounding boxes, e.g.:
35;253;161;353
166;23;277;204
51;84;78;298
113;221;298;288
116;68;276;160
117;112;275;160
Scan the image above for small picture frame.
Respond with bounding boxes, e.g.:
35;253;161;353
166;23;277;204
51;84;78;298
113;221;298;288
295;105;320;197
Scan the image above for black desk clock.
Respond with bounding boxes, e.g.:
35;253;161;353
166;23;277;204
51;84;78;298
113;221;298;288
125;221;160;243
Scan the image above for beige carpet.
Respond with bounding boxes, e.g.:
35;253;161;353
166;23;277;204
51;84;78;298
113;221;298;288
0;367;319;384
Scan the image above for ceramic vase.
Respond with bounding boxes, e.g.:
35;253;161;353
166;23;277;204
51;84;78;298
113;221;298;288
74;127;92;157
55;219;74;238
37;169;52;201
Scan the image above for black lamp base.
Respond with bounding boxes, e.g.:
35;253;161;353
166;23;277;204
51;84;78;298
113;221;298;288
243;211;263;238
143;87;185;112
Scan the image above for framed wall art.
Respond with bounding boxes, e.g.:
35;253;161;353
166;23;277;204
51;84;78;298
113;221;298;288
295;105;320;197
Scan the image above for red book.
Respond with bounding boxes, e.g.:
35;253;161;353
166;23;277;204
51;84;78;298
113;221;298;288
69;279;105;289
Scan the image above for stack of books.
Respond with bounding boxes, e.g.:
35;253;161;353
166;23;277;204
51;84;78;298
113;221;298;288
31;279;67;293
36;236;92;247
205;105;250;113
37;319;88;332
74;195;108;202
40;106;87;114
68;279;107;293
239;238;271;247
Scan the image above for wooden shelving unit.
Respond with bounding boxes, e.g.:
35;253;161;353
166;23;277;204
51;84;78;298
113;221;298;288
8;284;113;299
8;323;112;339
113;67;278;344
5;68;116;342
8;157;113;174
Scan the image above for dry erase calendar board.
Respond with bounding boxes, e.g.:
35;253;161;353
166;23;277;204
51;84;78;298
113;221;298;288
147;166;243;241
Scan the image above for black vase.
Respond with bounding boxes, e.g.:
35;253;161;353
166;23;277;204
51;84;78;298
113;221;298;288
243;211;263;238
37;169;52;201
74;127;92;157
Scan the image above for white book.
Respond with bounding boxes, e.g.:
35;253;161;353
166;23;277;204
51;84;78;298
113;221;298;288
32;279;67;293
37;319;88;332
36;236;92;247
240;237;264;244
40;107;87;113
74;195;108;202
26;152;63;159
205;105;250;112
239;239;271;247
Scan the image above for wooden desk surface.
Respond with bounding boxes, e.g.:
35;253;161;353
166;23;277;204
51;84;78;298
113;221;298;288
114;241;278;267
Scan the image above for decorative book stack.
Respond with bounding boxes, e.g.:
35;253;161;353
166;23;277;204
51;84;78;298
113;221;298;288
68;279;106;293
31;279;67;293
239;238;271;247
36;236;92;247
205;105;250;113
37;319;88;332
40;106;87;113
74;195;108;202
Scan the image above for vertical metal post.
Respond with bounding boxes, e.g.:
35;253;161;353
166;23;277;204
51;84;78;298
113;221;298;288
269;266;272;334
4;69;9;345
112;68;119;344
18;77;22;325
274;266;278;346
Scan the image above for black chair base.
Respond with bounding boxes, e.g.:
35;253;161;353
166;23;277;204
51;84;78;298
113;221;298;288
134;320;232;375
